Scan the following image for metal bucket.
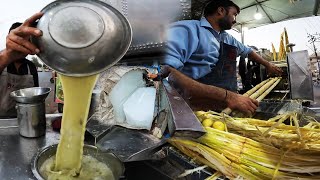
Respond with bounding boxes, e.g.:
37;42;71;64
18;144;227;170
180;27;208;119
31;144;124;180
10;87;51;138
16;102;46;138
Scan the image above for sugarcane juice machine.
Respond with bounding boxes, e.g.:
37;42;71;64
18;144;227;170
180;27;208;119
247;50;315;123
244;50;314;102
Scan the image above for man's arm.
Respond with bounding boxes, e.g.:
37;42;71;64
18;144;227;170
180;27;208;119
159;65;258;115
0;12;43;73
248;51;283;76
163;23;199;70
0;50;12;73
227;34;283;76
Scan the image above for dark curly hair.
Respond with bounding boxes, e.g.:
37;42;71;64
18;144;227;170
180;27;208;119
204;0;240;17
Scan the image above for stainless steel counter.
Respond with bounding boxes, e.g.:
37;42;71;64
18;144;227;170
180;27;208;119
0;115;211;180
0;115;61;180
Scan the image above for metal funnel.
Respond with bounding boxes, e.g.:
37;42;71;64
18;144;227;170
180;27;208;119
10;87;51;104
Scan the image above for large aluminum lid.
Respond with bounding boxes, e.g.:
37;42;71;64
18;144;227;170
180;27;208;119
32;0;132;77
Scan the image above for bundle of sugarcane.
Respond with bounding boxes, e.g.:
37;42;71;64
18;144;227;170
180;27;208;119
271;28;290;62
196;110;320;153
169;138;261;179
223;77;282;116
169;127;320;179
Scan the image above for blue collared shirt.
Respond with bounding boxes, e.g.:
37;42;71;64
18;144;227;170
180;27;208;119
163;17;252;80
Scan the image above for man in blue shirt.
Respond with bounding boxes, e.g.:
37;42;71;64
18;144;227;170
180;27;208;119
161;0;282;115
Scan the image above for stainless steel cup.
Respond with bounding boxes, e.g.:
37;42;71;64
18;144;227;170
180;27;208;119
16;102;46;138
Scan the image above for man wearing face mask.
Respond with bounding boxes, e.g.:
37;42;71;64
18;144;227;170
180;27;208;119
161;0;283;115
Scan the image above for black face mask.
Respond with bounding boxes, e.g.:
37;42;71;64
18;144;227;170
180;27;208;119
218;15;233;31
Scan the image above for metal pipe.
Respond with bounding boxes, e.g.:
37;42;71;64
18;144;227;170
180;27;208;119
241;0;270;10
313;0;320;16
255;0;275;23
240;24;245;44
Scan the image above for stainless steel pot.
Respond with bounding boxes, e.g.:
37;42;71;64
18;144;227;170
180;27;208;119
32;0;132;77
10;87;51;138
31;144;124;180
16;102;46;138
10;87;51;104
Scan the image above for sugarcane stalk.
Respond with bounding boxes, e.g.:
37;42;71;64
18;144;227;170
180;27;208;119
205;171;223;180
292;112;304;142
203;131;320;167
170;125;320;179
201;127;320;174
223;77;280;117
178;165;208;178
231;77;281;118
272;150;285;180
272;43;277;61
222;78;273;115
250;77;280;100
262;113;290;136
256;78;282;102
201;145;261;179
244;78;272;97
169;138;238;178
169;139;219;170
196;110;320;153
267;114;286;122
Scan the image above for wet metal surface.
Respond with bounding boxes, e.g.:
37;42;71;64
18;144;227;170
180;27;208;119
287;51;314;100
0;116;60;180
97;126;166;162
310;84;320;108
162;80;205;138
86;115;113;140
256;100;302;115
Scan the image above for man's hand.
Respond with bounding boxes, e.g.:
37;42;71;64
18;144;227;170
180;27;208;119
147;65;172;81
226;91;259;115
266;62;283;76
248;51;283;77
5;12;43;62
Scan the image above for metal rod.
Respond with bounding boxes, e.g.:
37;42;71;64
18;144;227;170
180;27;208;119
313;0;320;16
255;0;275;23
0;126;18;129
240;24;244;44
241;0;270;10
